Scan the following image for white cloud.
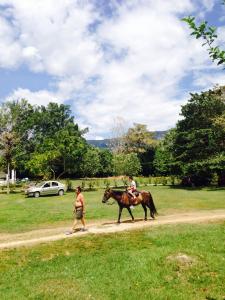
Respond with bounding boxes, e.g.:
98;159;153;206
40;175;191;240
201;0;215;12
0;16;22;68
193;72;225;88
6;88;61;106
1;0;101;78
1;0;225;139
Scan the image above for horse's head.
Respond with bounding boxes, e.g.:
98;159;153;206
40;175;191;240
102;188;112;203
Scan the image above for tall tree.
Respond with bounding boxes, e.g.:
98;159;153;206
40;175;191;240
109;117;127;154
80;146;101;177
0;100;89;179
113;153;142;176
172;87;225;185
98;149;113;177
123;123;157;175
0;132;19;193
0;99;36;176
124;123;156;153
154;129;180;176
27;103;88;178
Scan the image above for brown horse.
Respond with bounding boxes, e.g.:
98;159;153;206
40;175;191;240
102;188;157;224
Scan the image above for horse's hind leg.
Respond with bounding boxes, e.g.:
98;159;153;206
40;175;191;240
141;203;147;221
127;207;135;222
146;202;155;219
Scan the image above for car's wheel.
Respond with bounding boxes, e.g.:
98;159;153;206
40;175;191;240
58;189;64;196
34;191;40;198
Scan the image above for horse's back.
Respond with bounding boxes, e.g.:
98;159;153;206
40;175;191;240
139;190;152;202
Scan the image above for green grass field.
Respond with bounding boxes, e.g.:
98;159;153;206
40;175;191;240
0;186;224;233
0;222;224;299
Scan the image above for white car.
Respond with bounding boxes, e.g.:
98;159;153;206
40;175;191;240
25;181;65;198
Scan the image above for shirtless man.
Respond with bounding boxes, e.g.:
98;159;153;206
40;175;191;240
71;186;86;232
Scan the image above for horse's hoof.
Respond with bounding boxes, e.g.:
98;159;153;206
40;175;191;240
117;222;120;225
132;220;135;223
144;218;147;221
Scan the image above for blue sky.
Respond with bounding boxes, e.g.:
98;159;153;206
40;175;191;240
0;0;225;139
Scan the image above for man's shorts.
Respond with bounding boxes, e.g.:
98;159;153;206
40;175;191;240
75;208;83;220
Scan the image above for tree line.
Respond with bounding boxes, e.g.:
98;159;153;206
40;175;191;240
0;85;224;186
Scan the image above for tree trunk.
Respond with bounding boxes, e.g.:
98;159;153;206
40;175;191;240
57;158;66;179
6;163;10;194
50;168;56;180
218;172;225;186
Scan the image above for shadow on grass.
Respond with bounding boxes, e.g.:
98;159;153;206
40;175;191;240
168;185;225;192
0;190;24;195
206;187;225;191
102;218;153;226
168;186;202;191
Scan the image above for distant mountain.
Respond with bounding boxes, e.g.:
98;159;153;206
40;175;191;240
87;139;111;148
88;130;168;149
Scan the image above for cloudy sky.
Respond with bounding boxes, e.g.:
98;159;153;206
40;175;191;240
0;0;225;139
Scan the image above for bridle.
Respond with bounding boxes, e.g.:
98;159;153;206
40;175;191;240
103;190;116;205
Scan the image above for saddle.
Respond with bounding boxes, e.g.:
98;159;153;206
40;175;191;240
126;190;141;205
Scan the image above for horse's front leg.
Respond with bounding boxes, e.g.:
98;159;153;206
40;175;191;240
141;204;147;221
127;207;135;222
117;206;123;224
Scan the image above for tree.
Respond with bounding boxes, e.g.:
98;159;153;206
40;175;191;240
0;100;89;179
171;87;225;185
124;123;156;153
123;123;157;175
0;99;37;177
80;147;101;177
98;149;113;177
26;110;88;179
113;153;142;176
109;117;128;154
154;129;180;176
183;1;225;67
0;131;19;193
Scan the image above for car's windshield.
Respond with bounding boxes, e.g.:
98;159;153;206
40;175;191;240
35;182;45;187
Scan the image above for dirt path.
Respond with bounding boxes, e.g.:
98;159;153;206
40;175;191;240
0;210;224;249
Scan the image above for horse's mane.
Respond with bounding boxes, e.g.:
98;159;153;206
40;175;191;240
111;190;125;195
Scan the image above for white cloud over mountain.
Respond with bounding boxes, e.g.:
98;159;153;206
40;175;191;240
0;0;224;138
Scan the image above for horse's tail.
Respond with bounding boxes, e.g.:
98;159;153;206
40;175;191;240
148;192;157;216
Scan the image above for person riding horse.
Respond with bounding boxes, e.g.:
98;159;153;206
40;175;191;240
127;176;138;206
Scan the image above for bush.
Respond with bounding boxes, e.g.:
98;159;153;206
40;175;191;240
95;179;100;188
153;177;158;186
122;177;128;188
170;176;175;186
103;179;110;189
65;178;73;191
210;173;219;186
162;177;167;185
113;179;118;188
88;180;95;191
81;180;86;190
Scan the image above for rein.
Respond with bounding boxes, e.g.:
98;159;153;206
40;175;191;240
105;190;123;205
106;199;115;205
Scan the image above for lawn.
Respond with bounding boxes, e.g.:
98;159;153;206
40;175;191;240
0;186;224;233
0;222;224;299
